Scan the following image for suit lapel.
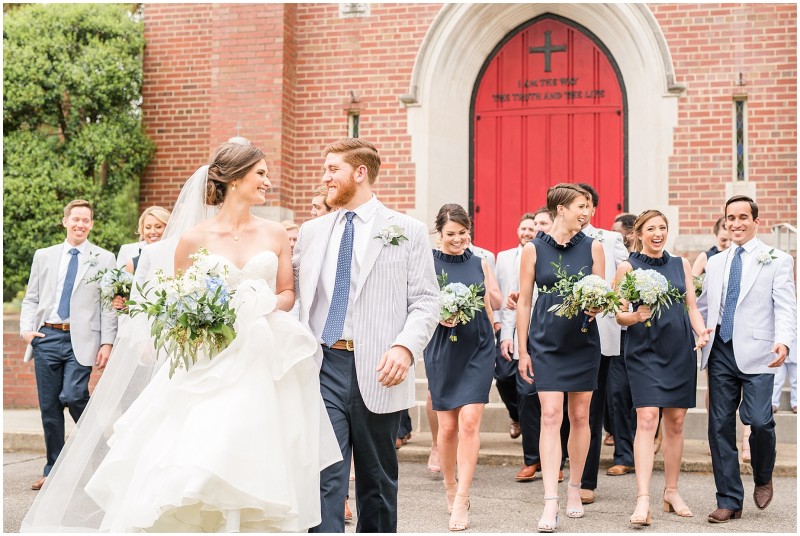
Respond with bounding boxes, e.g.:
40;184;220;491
354;207;391;301
73;242;94;295
45;245;63;307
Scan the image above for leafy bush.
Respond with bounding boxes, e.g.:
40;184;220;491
3;3;154;301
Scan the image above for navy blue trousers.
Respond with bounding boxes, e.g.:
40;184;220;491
311;347;402;533
606;354;636;466
32;327;92;476
494;334;520;423
708;330;776;510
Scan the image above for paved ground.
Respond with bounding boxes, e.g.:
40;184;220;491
4;452;796;533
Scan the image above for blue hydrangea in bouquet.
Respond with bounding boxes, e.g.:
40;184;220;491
127;247;237;378
618;268;685;327
544;257;622;332
437;270;485;342
87;268;134;311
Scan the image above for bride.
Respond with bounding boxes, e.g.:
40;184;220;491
22;142;341;532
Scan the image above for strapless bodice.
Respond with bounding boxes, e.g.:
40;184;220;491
207;251;278;292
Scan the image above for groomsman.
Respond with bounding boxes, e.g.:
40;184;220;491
294;138;439;533
699;195;796;522
494;214;538;440
573;183;628;504
19;200;117;490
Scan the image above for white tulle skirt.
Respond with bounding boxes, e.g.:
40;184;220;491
82;280;341;532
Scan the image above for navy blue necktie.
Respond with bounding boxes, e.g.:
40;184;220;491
719;246;744;343
57;248;80;320
322;211;356;346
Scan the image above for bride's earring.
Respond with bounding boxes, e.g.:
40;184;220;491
231;181;237;191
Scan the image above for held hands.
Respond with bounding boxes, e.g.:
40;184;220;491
768;343;789;368
693;328;713;351
22;331;45;345
500;339;514;361
376;345;413;388
95;344;112;369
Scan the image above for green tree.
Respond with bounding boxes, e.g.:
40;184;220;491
3;3;154;301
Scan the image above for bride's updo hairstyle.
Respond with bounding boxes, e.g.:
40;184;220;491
546;183;591;219
206;142;266;206
434;203;471;234
632;209;669;252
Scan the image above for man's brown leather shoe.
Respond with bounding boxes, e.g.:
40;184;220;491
707;508;742;523
31;476;46;491
344;498;353;521
515;464;538;481
753;480;773;510
606;464;634;476
580;488;595;504
510;421;522;439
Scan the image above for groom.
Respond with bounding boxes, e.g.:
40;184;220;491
294;138;439;533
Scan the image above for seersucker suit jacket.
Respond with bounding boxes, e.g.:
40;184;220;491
698;237;796;375
20;241;118;366
293;201;440;414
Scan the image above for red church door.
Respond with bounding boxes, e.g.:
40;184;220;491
471;14;626;253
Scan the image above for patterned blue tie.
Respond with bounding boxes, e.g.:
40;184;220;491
719;246;744;343
57;248;80;320
322;211;356;347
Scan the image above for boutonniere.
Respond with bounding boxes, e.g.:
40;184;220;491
87;252;100;268
375;225;408;246
756;248;777;265
593;230;605;242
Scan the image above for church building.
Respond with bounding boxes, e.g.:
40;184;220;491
139;3;796;255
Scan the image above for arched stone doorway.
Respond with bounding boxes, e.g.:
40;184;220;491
404;4;684;248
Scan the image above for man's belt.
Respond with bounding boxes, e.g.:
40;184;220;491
43;322;70;331
329;339;355;352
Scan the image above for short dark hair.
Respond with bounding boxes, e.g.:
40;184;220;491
725;195;759;220
519;212;537;224
576;182;599;208
533;206;550;218
712;216;726;235
615;213;636;232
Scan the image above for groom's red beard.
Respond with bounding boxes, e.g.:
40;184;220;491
327;173;357;208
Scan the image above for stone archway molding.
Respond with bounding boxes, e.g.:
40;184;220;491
403;3;685;250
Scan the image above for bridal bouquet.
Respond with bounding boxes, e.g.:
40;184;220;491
618;268;685;327
87;268;134;310
128;247;237;378
545;258;621;332
437;271;485;342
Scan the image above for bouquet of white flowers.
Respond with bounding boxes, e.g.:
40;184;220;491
618;268;685;327
87;268;134;310
128;247;237;378
437;271;485;342
548;273;622;332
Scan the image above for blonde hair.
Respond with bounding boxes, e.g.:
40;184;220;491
632;210;669;252
137;206;171;238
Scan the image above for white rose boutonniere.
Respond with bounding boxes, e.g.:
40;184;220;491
593;230;605;242
756;248;777;265
375;225;408;246
87;252;100;268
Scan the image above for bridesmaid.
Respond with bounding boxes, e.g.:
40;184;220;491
614;210;711;526
424;203;500;532
517;184;605;532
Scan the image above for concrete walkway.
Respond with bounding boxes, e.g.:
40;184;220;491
3;409;795;476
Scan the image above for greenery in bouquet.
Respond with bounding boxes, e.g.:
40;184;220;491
693;273;705;298
548;273;622;332
127;247;237;378
618;268;685;327
437;271;485;342
87;268;134;311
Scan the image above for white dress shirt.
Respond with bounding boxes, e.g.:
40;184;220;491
719;237;759;323
47;240;90;323
310;195;381;342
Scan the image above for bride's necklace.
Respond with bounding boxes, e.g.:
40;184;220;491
228;225;243;241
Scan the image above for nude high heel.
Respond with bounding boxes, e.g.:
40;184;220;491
537;496;560;533
444;481;458;514
629;494;651;527
566;482;584;518
448;494;470;531
662;487;693;517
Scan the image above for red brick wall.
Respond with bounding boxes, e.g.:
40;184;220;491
138;3;796;233
652;4;797;234
3;317;103;408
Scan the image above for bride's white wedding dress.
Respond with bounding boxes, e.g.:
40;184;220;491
82;251;341;532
